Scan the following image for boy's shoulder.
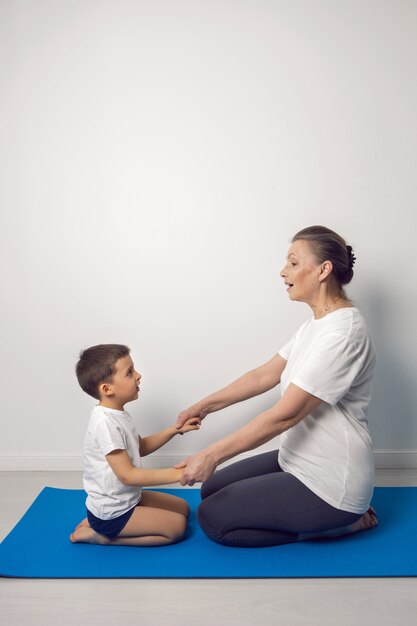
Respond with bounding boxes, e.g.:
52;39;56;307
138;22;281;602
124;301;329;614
88;405;132;427
89;404;105;420
86;406;133;439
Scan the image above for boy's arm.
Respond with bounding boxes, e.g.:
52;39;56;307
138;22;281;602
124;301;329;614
106;449;183;486
139;419;200;457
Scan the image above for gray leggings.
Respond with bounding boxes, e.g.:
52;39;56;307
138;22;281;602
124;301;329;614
198;450;361;547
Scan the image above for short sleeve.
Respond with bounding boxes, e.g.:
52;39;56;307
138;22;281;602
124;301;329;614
278;334;295;361
93;419;127;456
289;333;365;405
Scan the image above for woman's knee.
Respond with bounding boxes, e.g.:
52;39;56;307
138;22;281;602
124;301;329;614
200;476;215;500
197;502;221;543
201;469;228;499
197;497;230;544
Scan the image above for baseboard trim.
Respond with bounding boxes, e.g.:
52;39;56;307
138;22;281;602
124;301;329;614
373;450;417;469
0;453;84;472
0;450;416;471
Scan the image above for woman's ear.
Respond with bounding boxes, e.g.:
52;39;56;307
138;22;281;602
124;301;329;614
319;260;333;282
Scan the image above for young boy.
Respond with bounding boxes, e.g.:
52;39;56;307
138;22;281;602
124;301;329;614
70;344;200;547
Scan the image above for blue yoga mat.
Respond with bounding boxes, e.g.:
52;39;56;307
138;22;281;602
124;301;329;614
0;486;415;578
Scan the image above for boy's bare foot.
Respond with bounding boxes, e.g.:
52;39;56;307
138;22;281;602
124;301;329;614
74;518;90;531
70;526;109;545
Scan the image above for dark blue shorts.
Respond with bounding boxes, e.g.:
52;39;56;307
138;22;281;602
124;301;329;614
87;503;139;539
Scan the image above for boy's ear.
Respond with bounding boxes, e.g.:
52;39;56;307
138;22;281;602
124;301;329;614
99;382;114;398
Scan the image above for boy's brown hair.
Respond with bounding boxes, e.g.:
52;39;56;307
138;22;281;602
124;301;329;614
76;344;130;400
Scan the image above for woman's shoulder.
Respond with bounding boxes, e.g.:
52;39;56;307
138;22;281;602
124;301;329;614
315;306;364;326
308;306;367;337
317;307;373;348
290;307;368;345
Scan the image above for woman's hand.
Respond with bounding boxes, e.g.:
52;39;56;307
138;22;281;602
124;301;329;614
176;404;209;430
176;417;201;435
175;449;217;486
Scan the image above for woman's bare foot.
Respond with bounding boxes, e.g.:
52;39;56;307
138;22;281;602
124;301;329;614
70;525;109;545
299;507;378;542
347;507;378;534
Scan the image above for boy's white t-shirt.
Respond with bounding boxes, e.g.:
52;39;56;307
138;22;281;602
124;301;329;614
83;405;142;520
278;307;376;514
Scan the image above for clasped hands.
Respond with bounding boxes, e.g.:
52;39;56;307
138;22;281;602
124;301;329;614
174;408;216;486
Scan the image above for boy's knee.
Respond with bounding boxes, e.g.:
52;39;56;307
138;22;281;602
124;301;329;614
168;514;187;543
171;495;190;518
180;499;190;519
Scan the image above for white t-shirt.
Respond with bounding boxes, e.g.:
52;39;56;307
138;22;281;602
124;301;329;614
83;405;142;520
278;307;376;514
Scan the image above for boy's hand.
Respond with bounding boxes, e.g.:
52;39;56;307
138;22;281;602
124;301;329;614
176;417;201;435
176;405;208;430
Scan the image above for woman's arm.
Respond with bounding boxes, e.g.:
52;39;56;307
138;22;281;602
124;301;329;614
176;353;287;429
106;449;183;486
139;419;200;457
177;383;322;486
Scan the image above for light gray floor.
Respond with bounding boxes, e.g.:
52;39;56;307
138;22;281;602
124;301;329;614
1;470;417;626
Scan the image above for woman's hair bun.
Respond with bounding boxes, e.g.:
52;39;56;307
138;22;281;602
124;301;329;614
347;245;356;269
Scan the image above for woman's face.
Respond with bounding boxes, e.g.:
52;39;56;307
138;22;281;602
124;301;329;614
280;239;322;303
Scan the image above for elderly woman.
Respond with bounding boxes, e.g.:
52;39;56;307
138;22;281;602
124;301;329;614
175;225;377;547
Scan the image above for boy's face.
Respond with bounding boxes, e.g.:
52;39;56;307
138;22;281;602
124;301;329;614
99;355;141;410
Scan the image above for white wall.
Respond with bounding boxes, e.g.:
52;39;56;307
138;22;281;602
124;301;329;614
1;0;416;470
